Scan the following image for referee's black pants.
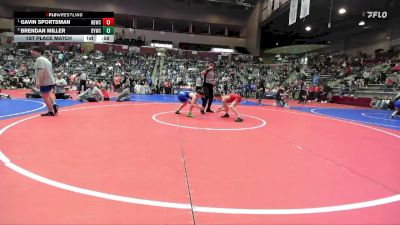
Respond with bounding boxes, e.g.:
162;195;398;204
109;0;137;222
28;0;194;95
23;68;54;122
79;80;87;94
202;83;214;111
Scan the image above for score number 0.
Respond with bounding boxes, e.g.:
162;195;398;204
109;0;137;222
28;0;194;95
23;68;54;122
102;18;114;26
102;18;114;35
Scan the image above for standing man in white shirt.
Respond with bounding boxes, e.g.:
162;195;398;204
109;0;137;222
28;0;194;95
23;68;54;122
31;47;58;116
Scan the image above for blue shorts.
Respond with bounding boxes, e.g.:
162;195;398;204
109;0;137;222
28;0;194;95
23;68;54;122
395;100;400;109
40;85;55;94
178;94;189;103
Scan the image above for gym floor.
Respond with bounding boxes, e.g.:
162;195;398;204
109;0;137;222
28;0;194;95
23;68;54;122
1;90;399;224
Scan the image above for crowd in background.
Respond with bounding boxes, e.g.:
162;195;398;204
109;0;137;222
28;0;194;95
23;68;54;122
1;45;399;108
302;51;400;109
306;52;400;92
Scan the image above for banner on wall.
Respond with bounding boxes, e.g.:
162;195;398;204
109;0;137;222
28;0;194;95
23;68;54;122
267;0;274;17
289;0;298;26
129;46;140;53
299;0;310;19
262;9;268;21
263;0;269;9
273;0;280;11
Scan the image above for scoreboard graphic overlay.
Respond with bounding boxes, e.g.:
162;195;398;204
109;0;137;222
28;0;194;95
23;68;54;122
14;12;114;43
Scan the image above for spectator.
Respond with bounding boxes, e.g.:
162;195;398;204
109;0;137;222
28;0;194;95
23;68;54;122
379;72;387;84
314;85;321;101
290;81;298;100
257;78;265;104
362;69;371;87
393;63;400;73
250;82;256;98
113;74;122;91
164;80;171;94
298;81;307;104
308;85;315;101
22;76;32;88
385;77;395;90
370;97;380;108
0;90;11;99
195;76;202;91
116;84;131;102
100;86;110;101
55;73;68;99
320;85;332;103
275;86;285;107
31;47;58;116
312;72;320;86
77;82;104;102
143;81;151;94
70;73;78;90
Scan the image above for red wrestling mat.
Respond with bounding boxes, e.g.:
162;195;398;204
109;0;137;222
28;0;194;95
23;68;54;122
1;89;30;98
255;98;368;109
0;89;117;99
0;102;399;224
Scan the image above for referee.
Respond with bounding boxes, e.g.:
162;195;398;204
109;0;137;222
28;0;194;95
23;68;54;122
201;62;216;113
78;72;88;94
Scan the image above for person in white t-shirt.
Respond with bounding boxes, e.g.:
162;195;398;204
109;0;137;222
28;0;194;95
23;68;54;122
195;76;203;91
362;69;370;87
31;47;58;116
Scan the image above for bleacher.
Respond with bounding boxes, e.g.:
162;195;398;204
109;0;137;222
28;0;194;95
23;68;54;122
332;84;398;99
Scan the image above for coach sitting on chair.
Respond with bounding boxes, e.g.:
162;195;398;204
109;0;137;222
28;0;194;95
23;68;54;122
77;81;104;102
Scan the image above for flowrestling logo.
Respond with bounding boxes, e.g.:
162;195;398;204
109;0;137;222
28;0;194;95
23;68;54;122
364;11;388;19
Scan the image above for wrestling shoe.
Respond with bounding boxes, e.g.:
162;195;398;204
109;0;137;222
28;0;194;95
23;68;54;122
53;104;59;115
41;111;55;116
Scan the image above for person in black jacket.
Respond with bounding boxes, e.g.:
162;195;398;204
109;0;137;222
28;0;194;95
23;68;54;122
298;81;306;104
201;62;216;113
257;78;265;104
